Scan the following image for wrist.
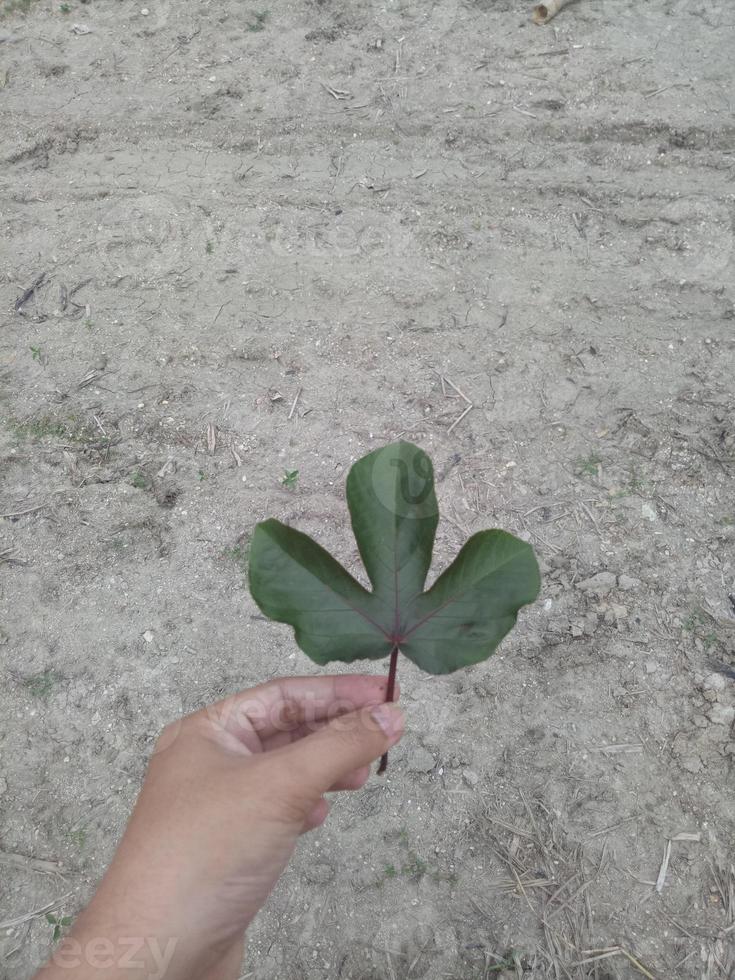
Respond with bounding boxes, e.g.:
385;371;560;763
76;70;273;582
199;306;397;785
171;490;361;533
36;881;233;980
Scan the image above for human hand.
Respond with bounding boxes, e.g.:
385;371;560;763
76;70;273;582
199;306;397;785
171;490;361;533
37;675;404;980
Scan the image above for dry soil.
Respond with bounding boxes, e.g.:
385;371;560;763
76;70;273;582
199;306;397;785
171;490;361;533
1;0;734;977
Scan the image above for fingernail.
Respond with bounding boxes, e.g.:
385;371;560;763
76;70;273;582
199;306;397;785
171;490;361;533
370;703;405;740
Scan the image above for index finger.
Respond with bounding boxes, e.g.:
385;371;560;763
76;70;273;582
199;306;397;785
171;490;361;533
203;674;396;743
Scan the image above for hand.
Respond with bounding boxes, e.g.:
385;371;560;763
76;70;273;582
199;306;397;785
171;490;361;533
36;675;404;980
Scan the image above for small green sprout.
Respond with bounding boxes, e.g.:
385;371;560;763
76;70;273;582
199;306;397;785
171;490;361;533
46;913;73;942
576;453;601;477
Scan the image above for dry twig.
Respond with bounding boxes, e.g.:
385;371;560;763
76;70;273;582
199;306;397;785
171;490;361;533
288;388;302;420
532;0;574;24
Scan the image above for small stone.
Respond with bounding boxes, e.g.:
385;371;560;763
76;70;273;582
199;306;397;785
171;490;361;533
462;769;480;788
140;7;149;14
724;742;735;756
142;630;154;643
618;574;640;591
671;733;688;756
576;571;617;596
611;603;628;621
641;502;658;522
681;754;703;774
303;862;335;885
0;776;7;796
707;704;735;726
693;715;709;729
703;689;719;703
583;613;599;635
570;622;584;638
407;747;436;773
644;659;658;674
703;672;727;692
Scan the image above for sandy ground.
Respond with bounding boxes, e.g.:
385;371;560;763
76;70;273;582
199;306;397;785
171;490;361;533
1;0;735;977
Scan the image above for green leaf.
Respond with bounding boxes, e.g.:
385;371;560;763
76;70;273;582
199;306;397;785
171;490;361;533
249;441;540;675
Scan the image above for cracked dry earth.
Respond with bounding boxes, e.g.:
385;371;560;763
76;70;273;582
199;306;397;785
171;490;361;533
1;0;734;977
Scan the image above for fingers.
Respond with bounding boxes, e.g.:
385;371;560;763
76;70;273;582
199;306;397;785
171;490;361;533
329;765;370;792
302;798;330;833
275;703;405;797
203;674;398;745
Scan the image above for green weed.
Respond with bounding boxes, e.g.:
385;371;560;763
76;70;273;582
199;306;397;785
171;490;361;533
67;828;87;848
487;953;521;973
225;539;250;572
682;607;708;632
46;913;73;942
246;9;268;31
683;606;721;650
402;854;428;881
7;414;97;444
610;467;649;499
10;417;66;440
24;669;60;699
30;345;42;361
575;453;601;478
281;469;299;490
205;241;214;255
381;827;456;886
131;471;150;490
0;0;37;18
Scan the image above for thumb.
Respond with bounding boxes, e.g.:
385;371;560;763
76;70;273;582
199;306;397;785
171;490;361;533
279;702;405;794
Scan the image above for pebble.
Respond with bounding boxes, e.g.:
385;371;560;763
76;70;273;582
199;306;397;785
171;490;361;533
703;672;727;692
142;630;154;643
407;747;436;773
724;742;735;756
641;503;658;522
303;862;335;885
681;755;703;774
671;733;688;756
644;659;658;674
462;769;480;788
576;571;617;596
707;704;735;726
618;574;640;591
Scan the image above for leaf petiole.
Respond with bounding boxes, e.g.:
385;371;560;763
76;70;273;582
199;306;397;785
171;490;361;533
377;644;400;775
